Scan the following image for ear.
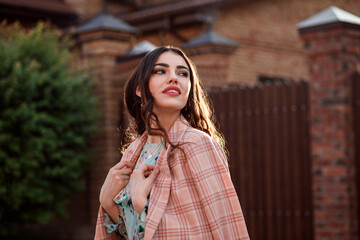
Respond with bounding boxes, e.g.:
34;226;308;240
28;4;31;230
136;85;141;98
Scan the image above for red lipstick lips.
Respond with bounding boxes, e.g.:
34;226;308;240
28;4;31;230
162;86;181;95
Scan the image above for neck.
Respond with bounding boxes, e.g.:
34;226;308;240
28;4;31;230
147;110;180;144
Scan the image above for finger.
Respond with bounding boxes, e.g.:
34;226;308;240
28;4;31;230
121;175;130;181
138;164;155;173
112;160;134;170
121;161;135;169
144;170;152;177
148;168;160;182
116;175;130;181
119;167;133;175
111;167;132;178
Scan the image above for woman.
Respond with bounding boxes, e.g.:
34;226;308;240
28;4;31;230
95;46;249;239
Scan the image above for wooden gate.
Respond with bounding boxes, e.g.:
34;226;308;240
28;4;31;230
208;81;313;240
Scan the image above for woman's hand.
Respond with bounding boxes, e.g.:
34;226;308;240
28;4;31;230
128;164;160;213
99;161;134;212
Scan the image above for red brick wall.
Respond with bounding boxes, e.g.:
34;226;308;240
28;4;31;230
190;52;232;87
65;0;102;20
115;0;360;87
62;0;360;87
213;0;360;85
64;0;133;21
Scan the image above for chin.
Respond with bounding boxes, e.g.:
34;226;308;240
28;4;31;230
153;105;185;113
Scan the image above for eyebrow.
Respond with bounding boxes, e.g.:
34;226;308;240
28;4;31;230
154;63;189;72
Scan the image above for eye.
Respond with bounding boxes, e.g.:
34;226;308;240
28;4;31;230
178;71;189;77
153;68;165;74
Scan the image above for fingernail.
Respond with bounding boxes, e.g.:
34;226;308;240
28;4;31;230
155;168;160;173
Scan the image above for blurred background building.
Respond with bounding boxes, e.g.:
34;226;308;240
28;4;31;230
1;0;360;239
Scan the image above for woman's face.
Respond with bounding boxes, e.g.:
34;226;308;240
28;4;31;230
147;51;191;116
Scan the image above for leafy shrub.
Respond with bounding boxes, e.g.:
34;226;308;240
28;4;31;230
0;22;99;236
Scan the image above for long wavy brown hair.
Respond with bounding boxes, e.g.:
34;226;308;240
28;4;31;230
124;46;226;154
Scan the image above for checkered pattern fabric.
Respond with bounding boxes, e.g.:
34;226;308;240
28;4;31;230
95;115;249;239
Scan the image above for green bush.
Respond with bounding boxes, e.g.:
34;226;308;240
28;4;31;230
0;22;99;236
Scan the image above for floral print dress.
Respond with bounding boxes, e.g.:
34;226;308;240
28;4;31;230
103;142;163;240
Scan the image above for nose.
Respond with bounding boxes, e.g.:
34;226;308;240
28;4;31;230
167;70;178;84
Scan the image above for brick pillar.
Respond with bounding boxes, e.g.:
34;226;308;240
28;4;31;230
74;14;138;237
78;32;128;224
297;6;360;240
181;28;238;87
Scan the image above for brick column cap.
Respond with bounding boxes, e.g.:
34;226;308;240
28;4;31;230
75;12;139;35
297;6;360;33
181;28;239;56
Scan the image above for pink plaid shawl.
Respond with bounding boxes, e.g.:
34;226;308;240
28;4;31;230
95;115;249;239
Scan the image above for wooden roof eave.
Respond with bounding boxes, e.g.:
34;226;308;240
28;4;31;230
0;0;78;27
118;0;251;32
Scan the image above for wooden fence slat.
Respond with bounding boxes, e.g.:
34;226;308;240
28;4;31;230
301;80;313;240
290;82;301;240
273;83;282;240
282;82;289;239
236;85;248;227
263;83;273;239
253;85;264;240
245;86;256;239
353;73;360;235
227;86;236;178
269;83;278;240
